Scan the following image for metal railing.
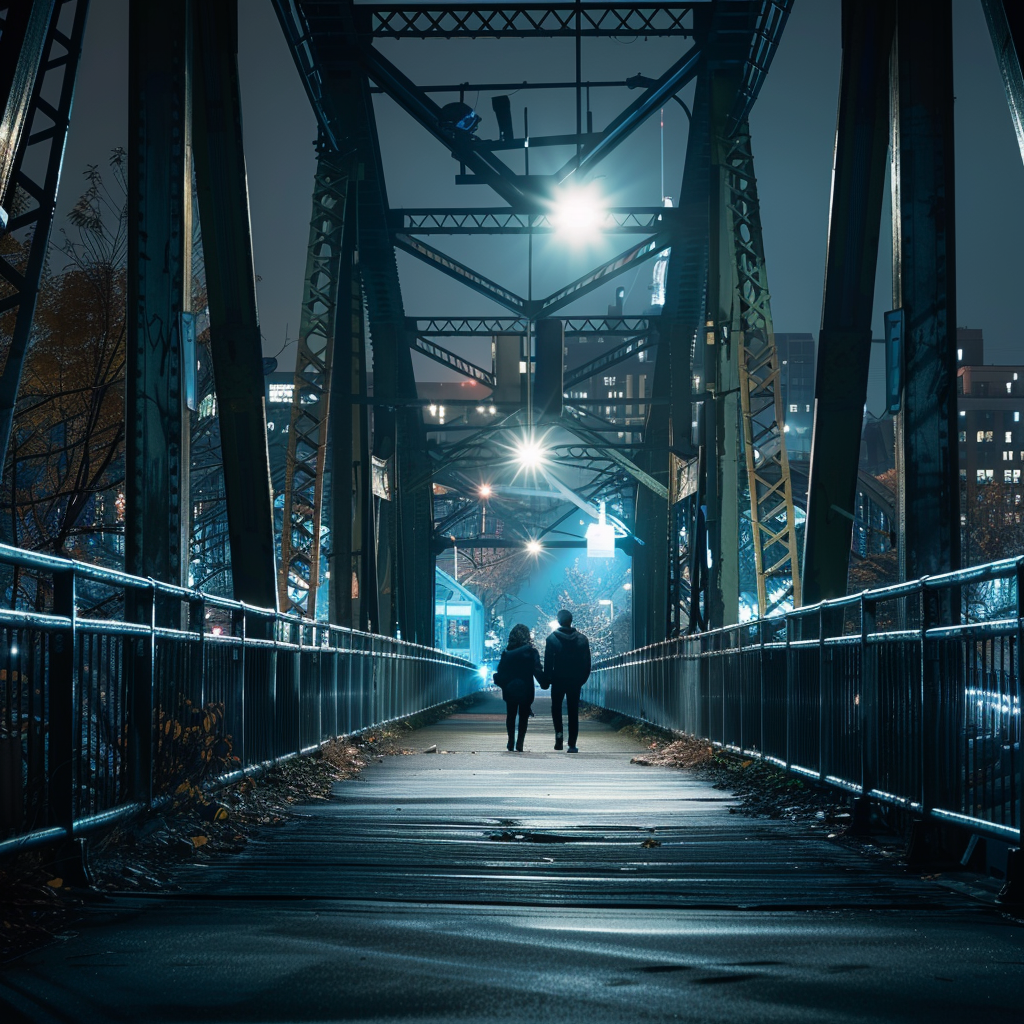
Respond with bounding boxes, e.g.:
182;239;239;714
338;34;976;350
0;543;480;857
592;559;1023;845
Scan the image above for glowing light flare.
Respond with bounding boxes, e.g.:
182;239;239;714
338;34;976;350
479;483;493;498
512;435;548;470
550;184;606;243
526;539;543;555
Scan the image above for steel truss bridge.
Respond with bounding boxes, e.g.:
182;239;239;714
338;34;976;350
1;0;1024;953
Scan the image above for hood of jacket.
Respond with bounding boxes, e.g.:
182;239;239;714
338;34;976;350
554;626;586;647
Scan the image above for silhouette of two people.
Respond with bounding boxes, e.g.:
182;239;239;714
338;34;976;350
493;611;592;752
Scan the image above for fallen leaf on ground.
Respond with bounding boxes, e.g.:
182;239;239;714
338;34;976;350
641;839;662;848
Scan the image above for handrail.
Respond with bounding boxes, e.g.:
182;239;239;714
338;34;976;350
0;543;482;859
591;554;1024;848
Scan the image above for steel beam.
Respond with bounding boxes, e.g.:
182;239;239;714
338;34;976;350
554;44;702;184
0;0;53;229
564;333;655;390
359;4;696;38
329;183;376;631
394;233;526;313
410;315;650;336
395;207;669;235
191;0;277;610
125;0;190;589
412;336;496;388
802;0;893;605
891;0;959;585
279;141;350;618
981;0;1024;168
532;232;671;318
0;0;87;478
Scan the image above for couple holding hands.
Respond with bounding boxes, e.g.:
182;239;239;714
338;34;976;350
492;609;592;753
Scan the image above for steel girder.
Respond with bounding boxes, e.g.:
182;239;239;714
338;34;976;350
358;4;696;38
891;0;959;589
126;0;191;591
329;181;376;631
412;336;496;388
982;0;1024;168
275;0;433;642
0;0;53;229
395;207;670;234
411;316;651;336
279;143;351;618
191;0;278;610
802;0;893;605
0;0;88;481
563;333;655;390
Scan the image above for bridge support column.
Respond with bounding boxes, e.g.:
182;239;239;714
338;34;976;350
126;0;191;590
803;0;894;604
191;0;277;610
891;0;960;587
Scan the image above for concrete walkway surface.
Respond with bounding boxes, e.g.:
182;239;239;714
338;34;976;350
1;690;1022;1023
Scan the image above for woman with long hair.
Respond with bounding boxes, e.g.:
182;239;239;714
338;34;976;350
492;623;545;751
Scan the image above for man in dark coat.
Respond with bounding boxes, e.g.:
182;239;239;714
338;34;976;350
544;609;591;752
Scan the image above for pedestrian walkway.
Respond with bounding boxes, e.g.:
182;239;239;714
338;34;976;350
2;691;1022;1023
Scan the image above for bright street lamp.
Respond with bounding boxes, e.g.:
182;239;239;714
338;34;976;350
513;434;547;470
550;184;606;243
478;483;492;498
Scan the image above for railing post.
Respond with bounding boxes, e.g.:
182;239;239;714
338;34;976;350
128;584;155;810
785;612;793;770
919;580;936;816
818;605;827;782
758;617;766;760
188;595;206;709
49;569;76;838
1000;561;1024;903
854;593;877;833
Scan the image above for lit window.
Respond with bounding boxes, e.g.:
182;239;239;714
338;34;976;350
977;469;994;484
977;431;986;442
1006;470;1013;483
957;348;963;360
1007;432;1014;444
960;410;966;417
1017;412;1021;422
958;431;966;442
603;376;617;386
789;404;798;413
519;361;527;374
199;393;217;418
805;404;810;412
268;383;293;403
1015;470;1022;483
1008;382;1013;394
1004;451;1013;461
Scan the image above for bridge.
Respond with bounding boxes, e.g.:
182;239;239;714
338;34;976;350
0;0;1023;1017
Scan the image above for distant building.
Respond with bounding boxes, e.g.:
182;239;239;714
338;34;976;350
775;333;815;457
956;329;1024;497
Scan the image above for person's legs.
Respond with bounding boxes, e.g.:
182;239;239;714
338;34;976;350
505;701;516;750
550;686;565;748
566;688;581;749
515;701;531;750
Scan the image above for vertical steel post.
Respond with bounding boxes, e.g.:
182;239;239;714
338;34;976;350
48;568;75;835
891;0;960;589
191;0;277;610
126;0;191;590
128;585;155;808
802;0;894;603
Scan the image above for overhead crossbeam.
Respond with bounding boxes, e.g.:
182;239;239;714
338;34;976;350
410;315;650;336
412;336;496;387
357;4;696;38
555;43;701;183
395;207;669;234
564;333;656;389
533;232;671;318
395;233;526;312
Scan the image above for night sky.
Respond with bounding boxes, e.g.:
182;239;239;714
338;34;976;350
57;1;1024;370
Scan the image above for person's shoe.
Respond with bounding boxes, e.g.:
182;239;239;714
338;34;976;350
515;742;524;752
507;739;515;751
567;746;579;753
554;733;563;750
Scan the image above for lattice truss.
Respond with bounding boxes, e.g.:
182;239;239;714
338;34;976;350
364;4;696;38
723;124;801;612
278;149;351;616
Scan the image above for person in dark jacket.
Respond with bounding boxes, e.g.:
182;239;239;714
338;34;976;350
493;623;544;751
544;609;592;752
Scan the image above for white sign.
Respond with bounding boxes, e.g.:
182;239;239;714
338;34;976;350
586;521;615;559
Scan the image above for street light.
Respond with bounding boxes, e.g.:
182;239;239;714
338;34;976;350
479;483;492;498
512;434;548;471
550;183;606;243
599;598;614;620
